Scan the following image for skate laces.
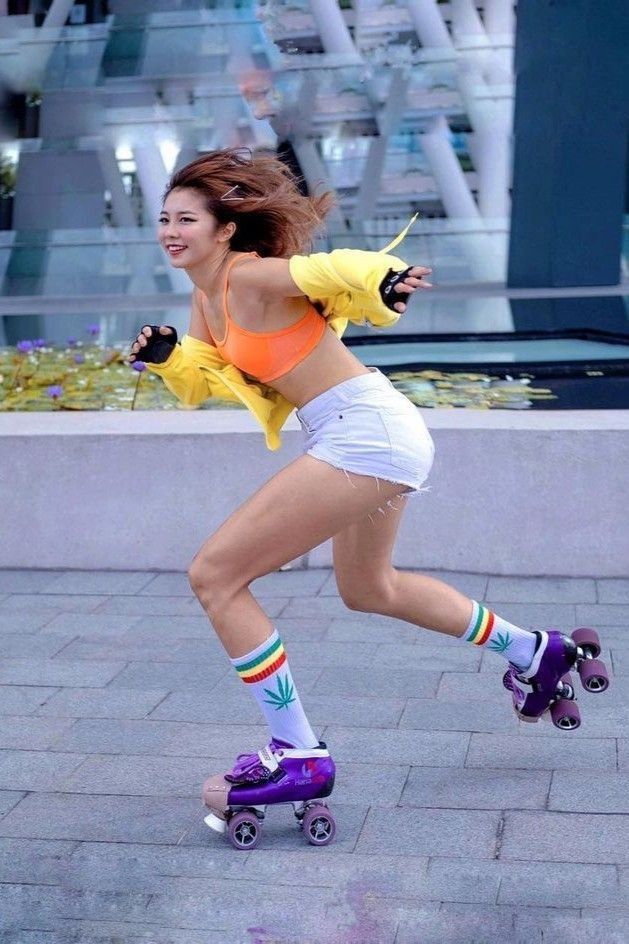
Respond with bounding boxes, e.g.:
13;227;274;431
226;738;290;784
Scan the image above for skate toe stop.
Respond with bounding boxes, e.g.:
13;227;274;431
202;774;230;812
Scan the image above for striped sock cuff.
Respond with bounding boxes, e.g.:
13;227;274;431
464;601;496;646
230;629;287;684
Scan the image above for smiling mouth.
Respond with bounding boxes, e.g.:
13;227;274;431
166;246;187;255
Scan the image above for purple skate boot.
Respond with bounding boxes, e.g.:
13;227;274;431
503;628;610;730
202;737;336;850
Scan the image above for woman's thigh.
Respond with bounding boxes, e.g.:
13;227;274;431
189;454;412;589
332;491;408;609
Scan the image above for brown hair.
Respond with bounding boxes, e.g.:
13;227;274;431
163;147;336;258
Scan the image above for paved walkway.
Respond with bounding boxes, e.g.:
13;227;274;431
0;568;627;944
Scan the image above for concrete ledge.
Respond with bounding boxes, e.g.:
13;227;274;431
1;409;628;575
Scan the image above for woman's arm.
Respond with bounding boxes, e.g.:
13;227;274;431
231;256;304;299
233;251;431;314
140;293;228;406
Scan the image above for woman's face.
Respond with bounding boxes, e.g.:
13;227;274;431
158;187;232;267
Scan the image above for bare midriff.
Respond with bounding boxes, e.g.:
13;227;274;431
265;323;372;409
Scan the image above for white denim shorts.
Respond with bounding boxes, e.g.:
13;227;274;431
295;367;435;499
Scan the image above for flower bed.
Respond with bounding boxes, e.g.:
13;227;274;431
0;325;557;411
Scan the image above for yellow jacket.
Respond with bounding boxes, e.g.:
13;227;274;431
145;215;418;450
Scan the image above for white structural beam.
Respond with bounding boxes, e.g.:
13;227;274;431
484;0;515;35
407;0;453;49
308;0;357;55
133;142;189;293
96;147;136;228
450;0;487;41
42;0;74;28
469;124;510;220
421;115;506;287
457;66;512;219
12;0;75;90
421;115;479;220
291;138;347;234
355;69;409;220
132;144;168;226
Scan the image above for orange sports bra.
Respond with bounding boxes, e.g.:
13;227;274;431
211;251;327;384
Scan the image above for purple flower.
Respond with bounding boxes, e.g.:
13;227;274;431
132;360;146;372
67;337;77;347
17;340;33;353
74;354;85;364
86;323;100;337
47;385;63;399
33;338;47;349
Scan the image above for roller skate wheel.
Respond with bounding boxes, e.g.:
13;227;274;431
204;811;226;835
558;673;576;700
578;657;610;693
571;627;601;659
301;804;336;847
550;697;581;731
502;669;513;691
227;810;262;850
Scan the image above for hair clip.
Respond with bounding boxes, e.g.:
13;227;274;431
220;185;244;202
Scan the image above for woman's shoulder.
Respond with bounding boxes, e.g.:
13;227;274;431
228;253;306;300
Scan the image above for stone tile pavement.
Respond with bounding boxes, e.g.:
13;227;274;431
0;568;628;944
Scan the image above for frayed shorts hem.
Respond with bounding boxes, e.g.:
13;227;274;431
305;447;433;500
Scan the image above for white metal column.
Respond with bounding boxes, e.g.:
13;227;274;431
484;0;514;35
421;115;479;220
308;0;356;55
133;143;190;293
42;0;75;28
291;138;347;235
407;0;452;48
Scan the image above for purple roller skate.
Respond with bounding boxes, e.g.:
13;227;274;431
503;628;610;731
202;737;336;850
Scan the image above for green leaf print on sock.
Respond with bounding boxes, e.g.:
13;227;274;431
488;631;513;653
262;673;296;710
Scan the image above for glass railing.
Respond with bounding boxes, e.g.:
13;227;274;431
0;22;111;91
0;10;268;90
0;220;511;300
102;12;269;80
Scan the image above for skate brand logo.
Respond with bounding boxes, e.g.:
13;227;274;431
297;758;326;786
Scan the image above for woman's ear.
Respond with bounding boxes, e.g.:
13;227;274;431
219;221;237;242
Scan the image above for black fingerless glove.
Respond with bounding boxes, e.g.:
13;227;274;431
379;266;413;311
133;325;178;364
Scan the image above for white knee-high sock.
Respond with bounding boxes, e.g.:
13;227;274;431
230;628;319;749
461;600;538;671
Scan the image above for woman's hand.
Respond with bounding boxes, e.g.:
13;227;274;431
128;325;178;364
379;265;433;313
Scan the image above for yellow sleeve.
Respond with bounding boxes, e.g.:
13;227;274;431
143;334;240;406
287;212;420;329
288;248;409;301
289;248;409;330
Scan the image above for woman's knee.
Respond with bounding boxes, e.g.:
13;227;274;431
187;550;244;606
337;570;397;613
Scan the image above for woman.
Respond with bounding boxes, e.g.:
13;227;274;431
129;148;608;849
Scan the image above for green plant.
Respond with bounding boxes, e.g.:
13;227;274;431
0;156;16;197
457;154;474;172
